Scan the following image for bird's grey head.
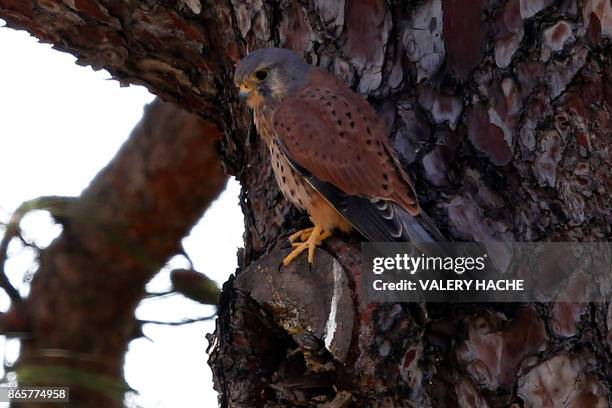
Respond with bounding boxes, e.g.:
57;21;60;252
234;48;311;109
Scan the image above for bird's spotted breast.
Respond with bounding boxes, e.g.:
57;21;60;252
254;109;314;211
269;139;312;211
253;108;351;233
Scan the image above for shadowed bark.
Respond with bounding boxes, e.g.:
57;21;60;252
1;0;611;407
0;99;226;406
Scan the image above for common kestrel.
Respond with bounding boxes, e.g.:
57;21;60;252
235;48;446;265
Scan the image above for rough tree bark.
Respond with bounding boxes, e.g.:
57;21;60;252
0;99;226;406
1;1;611;407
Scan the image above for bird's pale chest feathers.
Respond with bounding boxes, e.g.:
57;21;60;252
254;109;351;233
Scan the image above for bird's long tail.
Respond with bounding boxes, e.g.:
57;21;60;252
398;206;446;244
391;202;452;257
293;172;450;251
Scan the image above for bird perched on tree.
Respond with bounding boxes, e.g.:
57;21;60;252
235;48;446;266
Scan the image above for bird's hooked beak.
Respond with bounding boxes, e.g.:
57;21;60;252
236;80;265;109
238;83;253;101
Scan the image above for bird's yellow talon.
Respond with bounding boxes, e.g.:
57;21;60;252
289;227;314;243
283;225;331;266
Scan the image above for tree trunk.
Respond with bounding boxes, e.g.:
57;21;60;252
1;1;610;407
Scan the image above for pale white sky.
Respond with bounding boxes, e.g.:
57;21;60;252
0;24;243;407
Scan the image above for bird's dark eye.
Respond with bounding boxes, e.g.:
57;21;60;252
254;70;268;81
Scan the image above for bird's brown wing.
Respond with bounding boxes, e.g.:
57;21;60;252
271;69;447;244
271;68;420;215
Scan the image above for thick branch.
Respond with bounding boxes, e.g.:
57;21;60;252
0;1;238;119
12;99;226;406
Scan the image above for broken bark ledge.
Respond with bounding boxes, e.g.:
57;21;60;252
210;237;612;407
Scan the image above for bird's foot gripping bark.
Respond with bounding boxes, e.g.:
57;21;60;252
283;225;331;265
288;227;314;243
